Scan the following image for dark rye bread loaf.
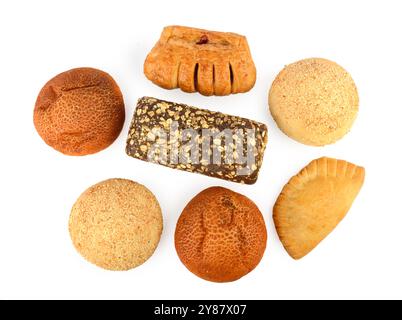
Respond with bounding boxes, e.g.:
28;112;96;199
175;187;267;282
34;68;125;156
126;97;268;184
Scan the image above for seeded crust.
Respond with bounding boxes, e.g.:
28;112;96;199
273;157;365;260
69;179;163;271
175;187;267;283
144;26;256;96
34;68;125;156
126;97;268;185
269;58;359;146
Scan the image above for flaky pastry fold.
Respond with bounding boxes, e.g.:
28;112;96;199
144;26;256;96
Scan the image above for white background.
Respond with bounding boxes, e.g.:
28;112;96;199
0;0;401;300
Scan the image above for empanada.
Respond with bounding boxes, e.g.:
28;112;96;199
273;157;365;260
144;26;256;96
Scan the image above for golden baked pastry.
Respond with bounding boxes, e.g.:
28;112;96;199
273;157;365;260
269;58;359;146
175;187;267;282
69;179;163;271
34;68;125;156
144;26;256;96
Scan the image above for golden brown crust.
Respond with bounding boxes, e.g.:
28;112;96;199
69;179;163;271
273;157;365;260
144;26;256;96
175;187;267;282
34;68;125;156
269;58;359;146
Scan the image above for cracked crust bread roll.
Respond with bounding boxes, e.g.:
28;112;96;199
175;187;267;282
69;179;163;271
269;58;359;146
34;67;125;156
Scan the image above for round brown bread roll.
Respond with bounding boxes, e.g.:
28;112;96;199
34;68;125;156
69;179;163;271
269;58;359;146
175;187;267;283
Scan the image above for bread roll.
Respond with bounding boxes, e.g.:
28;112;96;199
34;67;125;156
175;187;267;282
269;58;358;146
69;179;163;271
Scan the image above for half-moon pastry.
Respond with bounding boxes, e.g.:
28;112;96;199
273;157;365;260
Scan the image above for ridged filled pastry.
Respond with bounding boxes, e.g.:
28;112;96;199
274;157;365;259
144;26;256;96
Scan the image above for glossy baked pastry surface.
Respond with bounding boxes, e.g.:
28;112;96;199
144;26;256;96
